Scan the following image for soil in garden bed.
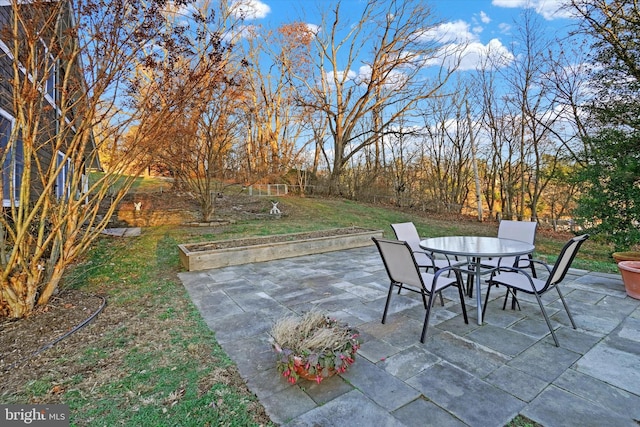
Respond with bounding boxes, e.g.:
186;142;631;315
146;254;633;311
186;227;376;252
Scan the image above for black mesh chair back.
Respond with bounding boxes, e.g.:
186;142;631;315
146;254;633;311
372;237;468;343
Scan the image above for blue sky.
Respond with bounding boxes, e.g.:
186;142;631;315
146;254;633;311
228;0;577;71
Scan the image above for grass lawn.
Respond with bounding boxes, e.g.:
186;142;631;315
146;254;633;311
0;193;619;426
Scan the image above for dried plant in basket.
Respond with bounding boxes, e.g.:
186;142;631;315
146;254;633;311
270;309;360;384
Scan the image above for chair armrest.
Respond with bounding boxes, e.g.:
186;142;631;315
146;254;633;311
424;251;454;267
431;265;463;289
495;255;547;272
412;249;438;268
413;249;434;257
487;265;537;283
528;259;551;274
441;254;454;266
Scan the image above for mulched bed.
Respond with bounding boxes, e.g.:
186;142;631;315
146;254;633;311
0;290;106;372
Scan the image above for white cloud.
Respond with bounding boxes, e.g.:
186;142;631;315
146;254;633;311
424;38;514;71
459;38;515;70
492;0;527;6
357;65;409;89
356;65;372;84
535;0;575;20
230;0;271;20
498;22;512;34
324;70;358;87
418;20;478;44
306;23;321;36
323;65;409;91
408;16;519;72
479;11;491;24
491;0;574;20
418;19;514;72
473;25;484;34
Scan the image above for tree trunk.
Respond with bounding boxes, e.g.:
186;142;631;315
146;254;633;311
1;271;38;319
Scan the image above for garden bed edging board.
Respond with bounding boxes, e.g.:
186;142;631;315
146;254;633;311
178;227;384;271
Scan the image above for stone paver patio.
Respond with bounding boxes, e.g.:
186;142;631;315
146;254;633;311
178;246;640;427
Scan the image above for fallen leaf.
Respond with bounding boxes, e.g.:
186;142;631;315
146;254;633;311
50;385;64;394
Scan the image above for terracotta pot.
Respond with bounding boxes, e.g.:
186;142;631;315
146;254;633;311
293;361;336;382
612;251;640;264
617;261;640;300
273;349;340;383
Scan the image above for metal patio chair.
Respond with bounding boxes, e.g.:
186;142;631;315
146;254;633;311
482;220;538;274
390;222;452;272
391;222;452;305
372;237;469;343
474;220;538;306
483;234;589;347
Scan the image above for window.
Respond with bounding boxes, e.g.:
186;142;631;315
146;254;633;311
56;151;72;200
45;53;56;103
33;40;57;105
0;113;23;207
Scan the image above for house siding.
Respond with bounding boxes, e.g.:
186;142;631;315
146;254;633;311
0;2;94;205
0;6;13;115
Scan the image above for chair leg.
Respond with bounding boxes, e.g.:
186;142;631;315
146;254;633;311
420;290;428;309
451;270;469;324
382;281;395;324
420;293;436;343
427;267;442;307
456;283;469;324
533;291;560;347
529;255;537;278
482;283;494;323
555;285;577;329
511;289;520;310
502;288;520;311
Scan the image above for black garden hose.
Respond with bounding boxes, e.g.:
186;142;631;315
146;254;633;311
3;294;107;372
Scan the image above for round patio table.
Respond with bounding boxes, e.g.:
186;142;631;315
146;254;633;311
420;236;534;325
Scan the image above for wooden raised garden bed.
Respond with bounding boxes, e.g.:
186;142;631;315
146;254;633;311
178;227;384;271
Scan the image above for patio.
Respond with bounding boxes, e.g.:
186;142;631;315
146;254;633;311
178;246;640;427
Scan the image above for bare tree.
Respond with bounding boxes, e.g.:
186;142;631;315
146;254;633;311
127;2;255;222
287;0;460;195
476;10;566;221
381;115;421;207
418;83;472;214
238;22;314;183
172;68;246;220
476;63;504;220
0;0;206;318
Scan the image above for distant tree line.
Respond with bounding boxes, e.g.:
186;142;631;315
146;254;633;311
116;0;601;230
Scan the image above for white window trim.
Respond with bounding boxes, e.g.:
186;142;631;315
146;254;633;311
0;109;20;207
55;150;73;200
42;40;57;105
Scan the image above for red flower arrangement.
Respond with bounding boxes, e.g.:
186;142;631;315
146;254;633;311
270;309;360;384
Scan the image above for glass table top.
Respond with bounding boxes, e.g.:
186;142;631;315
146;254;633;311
419;236;534;258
